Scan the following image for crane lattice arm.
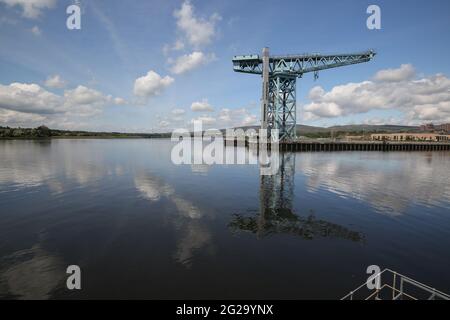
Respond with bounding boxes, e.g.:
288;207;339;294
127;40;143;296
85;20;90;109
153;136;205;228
232;50;376;77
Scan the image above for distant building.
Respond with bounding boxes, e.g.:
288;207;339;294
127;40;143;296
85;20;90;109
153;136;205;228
420;123;435;131
344;135;365;141
371;133;450;142
436;123;450;133
420;123;450;134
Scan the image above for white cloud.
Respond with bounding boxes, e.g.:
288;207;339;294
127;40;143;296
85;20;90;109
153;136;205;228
31;25;41;36
303;102;343;119
218;108;258;127
158;120;170;128
0;108;46;125
63;85;111;117
0;83;63;114
241;114;258;126
0;82;124;127
191;115;216;125
64;86;106;107
373;64;416;82
173;0;221;48
0;0;56;19
44;74;66;88
303;65;450;123
218;109;231;122
190;109;255;129
114;97;127;105
191;99;214;112
173;39;185;51
171;109;185;123
171;108;185;115
163;40;186;56
133;70;174;98
170;51;215;75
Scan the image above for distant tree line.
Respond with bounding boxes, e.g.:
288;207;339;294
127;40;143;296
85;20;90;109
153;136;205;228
0;126;172;139
0;125;423;140
0;125;52;138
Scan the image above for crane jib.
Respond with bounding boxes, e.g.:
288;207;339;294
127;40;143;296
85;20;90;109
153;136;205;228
232;50;376;76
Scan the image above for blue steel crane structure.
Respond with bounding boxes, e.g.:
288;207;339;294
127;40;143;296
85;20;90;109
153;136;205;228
232;48;376;141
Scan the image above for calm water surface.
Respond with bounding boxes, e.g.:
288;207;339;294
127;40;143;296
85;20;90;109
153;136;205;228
0;139;449;299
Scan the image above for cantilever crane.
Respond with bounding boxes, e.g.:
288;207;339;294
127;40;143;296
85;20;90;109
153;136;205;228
232;48;376;141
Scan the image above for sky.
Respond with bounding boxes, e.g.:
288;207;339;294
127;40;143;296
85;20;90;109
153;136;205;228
0;0;449;132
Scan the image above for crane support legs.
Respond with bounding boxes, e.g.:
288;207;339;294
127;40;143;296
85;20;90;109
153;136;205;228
267;75;297;141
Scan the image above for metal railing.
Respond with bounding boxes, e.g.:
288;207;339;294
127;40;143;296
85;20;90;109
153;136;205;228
341;269;450;300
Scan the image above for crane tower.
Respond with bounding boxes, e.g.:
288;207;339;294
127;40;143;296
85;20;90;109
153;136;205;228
232;48;376;141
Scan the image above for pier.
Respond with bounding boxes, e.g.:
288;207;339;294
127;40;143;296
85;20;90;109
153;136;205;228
276;141;450;152
225;138;450;152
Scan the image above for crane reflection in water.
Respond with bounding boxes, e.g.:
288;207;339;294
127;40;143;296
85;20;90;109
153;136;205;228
229;151;364;242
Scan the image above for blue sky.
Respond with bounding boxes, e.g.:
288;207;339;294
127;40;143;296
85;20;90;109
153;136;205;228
0;0;449;132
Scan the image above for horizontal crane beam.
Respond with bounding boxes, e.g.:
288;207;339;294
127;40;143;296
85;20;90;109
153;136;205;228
232;50;376;77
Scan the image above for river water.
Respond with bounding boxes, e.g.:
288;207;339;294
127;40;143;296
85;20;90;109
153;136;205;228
0;139;449;299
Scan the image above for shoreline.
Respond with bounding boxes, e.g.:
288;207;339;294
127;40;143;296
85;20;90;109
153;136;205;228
0;136;169;140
